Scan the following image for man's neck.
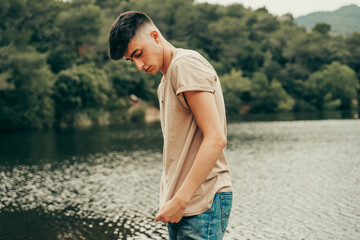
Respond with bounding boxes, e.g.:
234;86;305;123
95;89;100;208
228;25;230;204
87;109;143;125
160;40;176;76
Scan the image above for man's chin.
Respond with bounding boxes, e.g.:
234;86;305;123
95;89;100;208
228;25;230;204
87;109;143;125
149;68;160;75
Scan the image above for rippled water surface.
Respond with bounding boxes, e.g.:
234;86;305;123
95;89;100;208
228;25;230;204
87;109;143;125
1;119;359;239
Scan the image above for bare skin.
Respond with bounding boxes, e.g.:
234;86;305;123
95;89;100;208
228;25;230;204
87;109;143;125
124;24;227;224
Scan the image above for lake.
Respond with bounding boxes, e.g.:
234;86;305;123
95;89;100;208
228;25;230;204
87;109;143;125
0;113;359;239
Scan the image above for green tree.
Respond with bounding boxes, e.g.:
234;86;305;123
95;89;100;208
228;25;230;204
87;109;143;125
0;49;55;129
220;69;251;114
53;64;111;126
345;32;360;80
250;72;294;113
55;3;103;50
312;23;331;35
305;61;359;110
0;0;64;50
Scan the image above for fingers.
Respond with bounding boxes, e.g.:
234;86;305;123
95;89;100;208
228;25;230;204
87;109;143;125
155;213;166;224
155;207;183;224
155;214;162;222
155;213;174;224
156;217;180;224
155;217;168;224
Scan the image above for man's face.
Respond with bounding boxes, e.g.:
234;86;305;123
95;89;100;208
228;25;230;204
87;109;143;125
123;29;163;75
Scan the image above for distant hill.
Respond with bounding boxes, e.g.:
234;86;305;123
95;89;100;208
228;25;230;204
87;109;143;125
295;4;360;35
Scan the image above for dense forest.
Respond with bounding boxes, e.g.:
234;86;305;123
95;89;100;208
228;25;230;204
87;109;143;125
0;0;359;129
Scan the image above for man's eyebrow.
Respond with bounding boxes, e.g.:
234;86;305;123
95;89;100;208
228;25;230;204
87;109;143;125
125;49;138;61
130;49;138;58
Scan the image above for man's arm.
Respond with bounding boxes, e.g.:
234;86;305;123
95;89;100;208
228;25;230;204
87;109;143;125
155;91;226;224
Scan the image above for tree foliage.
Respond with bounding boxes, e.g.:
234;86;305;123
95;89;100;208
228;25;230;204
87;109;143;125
53;64;111;126
305;62;359;110
0;48;54;129
0;0;359;129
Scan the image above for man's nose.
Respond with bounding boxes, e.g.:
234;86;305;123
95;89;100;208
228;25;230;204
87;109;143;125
134;59;144;71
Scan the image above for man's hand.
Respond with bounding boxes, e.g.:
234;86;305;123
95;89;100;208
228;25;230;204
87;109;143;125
155;197;187;224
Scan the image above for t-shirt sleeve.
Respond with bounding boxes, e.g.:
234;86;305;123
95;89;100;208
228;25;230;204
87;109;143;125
172;54;217;110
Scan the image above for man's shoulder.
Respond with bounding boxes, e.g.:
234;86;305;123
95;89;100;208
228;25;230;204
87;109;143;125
174;48;203;60
171;48;212;70
167;48;217;90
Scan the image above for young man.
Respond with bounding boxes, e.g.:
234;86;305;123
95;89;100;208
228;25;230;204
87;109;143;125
108;11;233;239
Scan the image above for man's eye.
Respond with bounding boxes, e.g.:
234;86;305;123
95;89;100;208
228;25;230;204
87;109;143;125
135;51;142;57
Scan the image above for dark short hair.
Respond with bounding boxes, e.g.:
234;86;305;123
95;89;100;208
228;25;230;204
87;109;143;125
108;11;153;60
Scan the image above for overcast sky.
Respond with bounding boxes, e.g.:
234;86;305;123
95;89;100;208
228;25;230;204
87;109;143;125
195;0;360;17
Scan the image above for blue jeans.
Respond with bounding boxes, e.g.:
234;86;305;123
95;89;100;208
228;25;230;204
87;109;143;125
167;192;233;240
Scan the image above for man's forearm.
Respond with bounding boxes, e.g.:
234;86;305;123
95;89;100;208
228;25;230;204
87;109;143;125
173;134;226;206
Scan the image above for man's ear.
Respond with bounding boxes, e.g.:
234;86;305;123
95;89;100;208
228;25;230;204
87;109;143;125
150;30;160;42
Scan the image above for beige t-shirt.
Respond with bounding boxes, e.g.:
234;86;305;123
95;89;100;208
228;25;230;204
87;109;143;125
157;48;232;216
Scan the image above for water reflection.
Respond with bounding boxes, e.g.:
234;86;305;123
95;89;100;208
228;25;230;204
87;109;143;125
0;122;163;165
1;119;360;239
226;120;360;239
1;151;167;239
